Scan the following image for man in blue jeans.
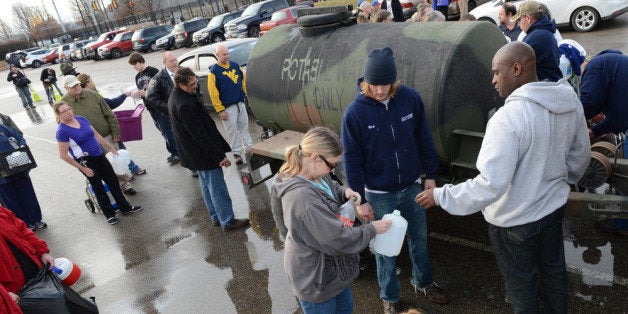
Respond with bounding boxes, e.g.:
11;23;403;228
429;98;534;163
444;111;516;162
341;47;448;313
417;42;590;312
168;67;250;232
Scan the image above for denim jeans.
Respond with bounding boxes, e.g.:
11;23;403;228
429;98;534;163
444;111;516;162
16;85;33;108
366;182;434;303
197;167;234;227
488;205;568;314
148;109;179;157
299;287;353;314
44;85;54;104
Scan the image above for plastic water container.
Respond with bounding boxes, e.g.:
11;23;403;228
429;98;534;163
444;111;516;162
372;210;408;257
106;149;130;175
559;54;571;78
337;200;356;227
52;257;81;286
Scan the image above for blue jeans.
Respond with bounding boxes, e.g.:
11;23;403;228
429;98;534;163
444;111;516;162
16;86;33;108
366;182;434;303
299;287;353;314
148;109;179;157
44;85;54;104
197;167;234;227
488;205;568;314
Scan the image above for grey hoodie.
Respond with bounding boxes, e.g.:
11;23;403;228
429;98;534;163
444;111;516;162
433;79;590;227
272;174;376;303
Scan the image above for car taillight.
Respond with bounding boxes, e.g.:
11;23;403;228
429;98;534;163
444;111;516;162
184;31;188;38
141;38;145;43
401;2;413;8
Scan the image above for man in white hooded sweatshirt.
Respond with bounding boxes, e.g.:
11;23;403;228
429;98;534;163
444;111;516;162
416;42;590;313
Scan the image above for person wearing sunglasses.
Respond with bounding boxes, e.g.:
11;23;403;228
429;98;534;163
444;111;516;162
272;127;391;313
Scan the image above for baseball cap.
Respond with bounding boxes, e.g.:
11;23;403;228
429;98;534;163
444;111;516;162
510;0;543;22
63;75;81;88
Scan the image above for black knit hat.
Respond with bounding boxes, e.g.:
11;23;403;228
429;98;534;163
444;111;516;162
364;47;397;85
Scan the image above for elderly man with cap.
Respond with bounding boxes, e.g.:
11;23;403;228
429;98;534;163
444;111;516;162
341;47;448;312
416;42;590;313
511;0;562;82
6;64;35;110
60;75;138;195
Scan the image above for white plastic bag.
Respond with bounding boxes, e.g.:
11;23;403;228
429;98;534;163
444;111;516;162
106;149;131;175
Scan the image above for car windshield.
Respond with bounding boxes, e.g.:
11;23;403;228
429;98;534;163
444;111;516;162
242;2;263;17
112;33;124;41
208;15;224;27
229;41;257;66
96;33;108;42
271;11;287;21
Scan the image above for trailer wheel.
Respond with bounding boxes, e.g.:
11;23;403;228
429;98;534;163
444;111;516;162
85;199;96;213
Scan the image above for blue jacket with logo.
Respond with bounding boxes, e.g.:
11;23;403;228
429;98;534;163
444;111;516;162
341;79;438;202
523;15;562;82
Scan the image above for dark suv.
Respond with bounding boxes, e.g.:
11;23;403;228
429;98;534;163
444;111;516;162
225;0;289;39
173;18;209;47
132;25;173;52
193;11;243;46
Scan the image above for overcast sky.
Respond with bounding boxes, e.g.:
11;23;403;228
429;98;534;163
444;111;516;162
2;0;74;28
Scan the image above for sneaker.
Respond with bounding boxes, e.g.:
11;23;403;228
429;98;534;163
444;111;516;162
383;301;398;314
210;219;221;226
234;154;243;165
223;218;250;231
416;282;449;305
123;187;137;195
191;170;199;177
122;206;143;215
107;217;119;225
31;221;47;230
29;105;36;109
133;169;147;176
167;155;180;164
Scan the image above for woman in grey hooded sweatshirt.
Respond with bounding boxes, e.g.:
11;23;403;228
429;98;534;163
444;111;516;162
272;127;391;313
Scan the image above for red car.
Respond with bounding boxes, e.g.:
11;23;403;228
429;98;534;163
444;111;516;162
260;4;312;36
97;30;135;59
43;50;58;64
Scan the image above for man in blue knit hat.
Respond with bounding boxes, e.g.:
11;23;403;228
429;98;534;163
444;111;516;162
341;47;448;313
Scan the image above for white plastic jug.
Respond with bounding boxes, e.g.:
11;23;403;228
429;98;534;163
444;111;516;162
372;210;408;257
559;54;571;78
106;149;131;175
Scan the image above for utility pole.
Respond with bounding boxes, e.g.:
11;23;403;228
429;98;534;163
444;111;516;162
49;0;67;32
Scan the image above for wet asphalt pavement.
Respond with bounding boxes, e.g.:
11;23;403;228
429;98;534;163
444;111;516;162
1;14;627;313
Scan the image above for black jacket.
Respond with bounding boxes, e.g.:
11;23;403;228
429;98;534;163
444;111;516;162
6;70;30;88
380;0;404;22
168;87;231;170
40;69;58;87
145;68;174;115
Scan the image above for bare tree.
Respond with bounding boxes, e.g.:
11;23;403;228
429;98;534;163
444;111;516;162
12;3;39;44
113;0;162;23
0;19;12;39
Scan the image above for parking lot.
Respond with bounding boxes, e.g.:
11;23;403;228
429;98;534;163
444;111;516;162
1;15;627;313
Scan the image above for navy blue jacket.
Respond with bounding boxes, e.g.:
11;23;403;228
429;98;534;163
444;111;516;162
0;124;28;184
580;49;628;136
341;79;438;202
523;15;562;82
104;94;126;110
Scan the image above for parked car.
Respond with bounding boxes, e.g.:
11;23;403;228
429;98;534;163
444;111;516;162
470;0;628;32
193;11;243;46
260;4;312;36
82;29;126;60
56;43;72;60
98;30;135;59
5;51;28;68
155;29;179;50
132;25;174;52
173;18;210;48
19;49;51;68
177;38;258;108
225;0;289;39
69;40;91;61
43;50;59;64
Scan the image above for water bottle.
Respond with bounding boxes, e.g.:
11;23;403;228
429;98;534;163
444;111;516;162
559;54;571;78
372;210;408;257
337;200;356;227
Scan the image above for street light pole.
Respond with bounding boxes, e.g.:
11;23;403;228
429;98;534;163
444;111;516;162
49;0;67;32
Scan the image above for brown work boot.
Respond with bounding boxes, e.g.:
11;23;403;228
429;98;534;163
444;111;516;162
416;282;449;305
383;301;398;314
223;218;250;232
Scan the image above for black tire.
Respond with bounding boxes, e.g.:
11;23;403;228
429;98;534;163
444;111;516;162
571;6;599;32
111;49;122;59
211;33;225;43
297;12;344;27
32;60;42;68
299;22;341;37
174;41;182;49
85;199;96;213
478;17;495;24
54;58;59;64
248;26;260;38
149;42;157;52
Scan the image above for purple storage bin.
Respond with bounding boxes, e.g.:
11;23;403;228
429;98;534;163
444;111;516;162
114;104;145;142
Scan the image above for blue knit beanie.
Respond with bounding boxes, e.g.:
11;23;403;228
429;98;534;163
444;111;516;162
364;47;397;85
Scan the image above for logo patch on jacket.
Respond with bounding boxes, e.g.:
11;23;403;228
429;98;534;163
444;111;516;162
223;69;240;84
368;125;376;129
401;113;413;123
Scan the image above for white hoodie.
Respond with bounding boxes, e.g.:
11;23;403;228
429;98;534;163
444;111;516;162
433;79;590;227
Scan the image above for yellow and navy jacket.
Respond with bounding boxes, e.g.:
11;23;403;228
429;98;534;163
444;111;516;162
208;61;246;112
